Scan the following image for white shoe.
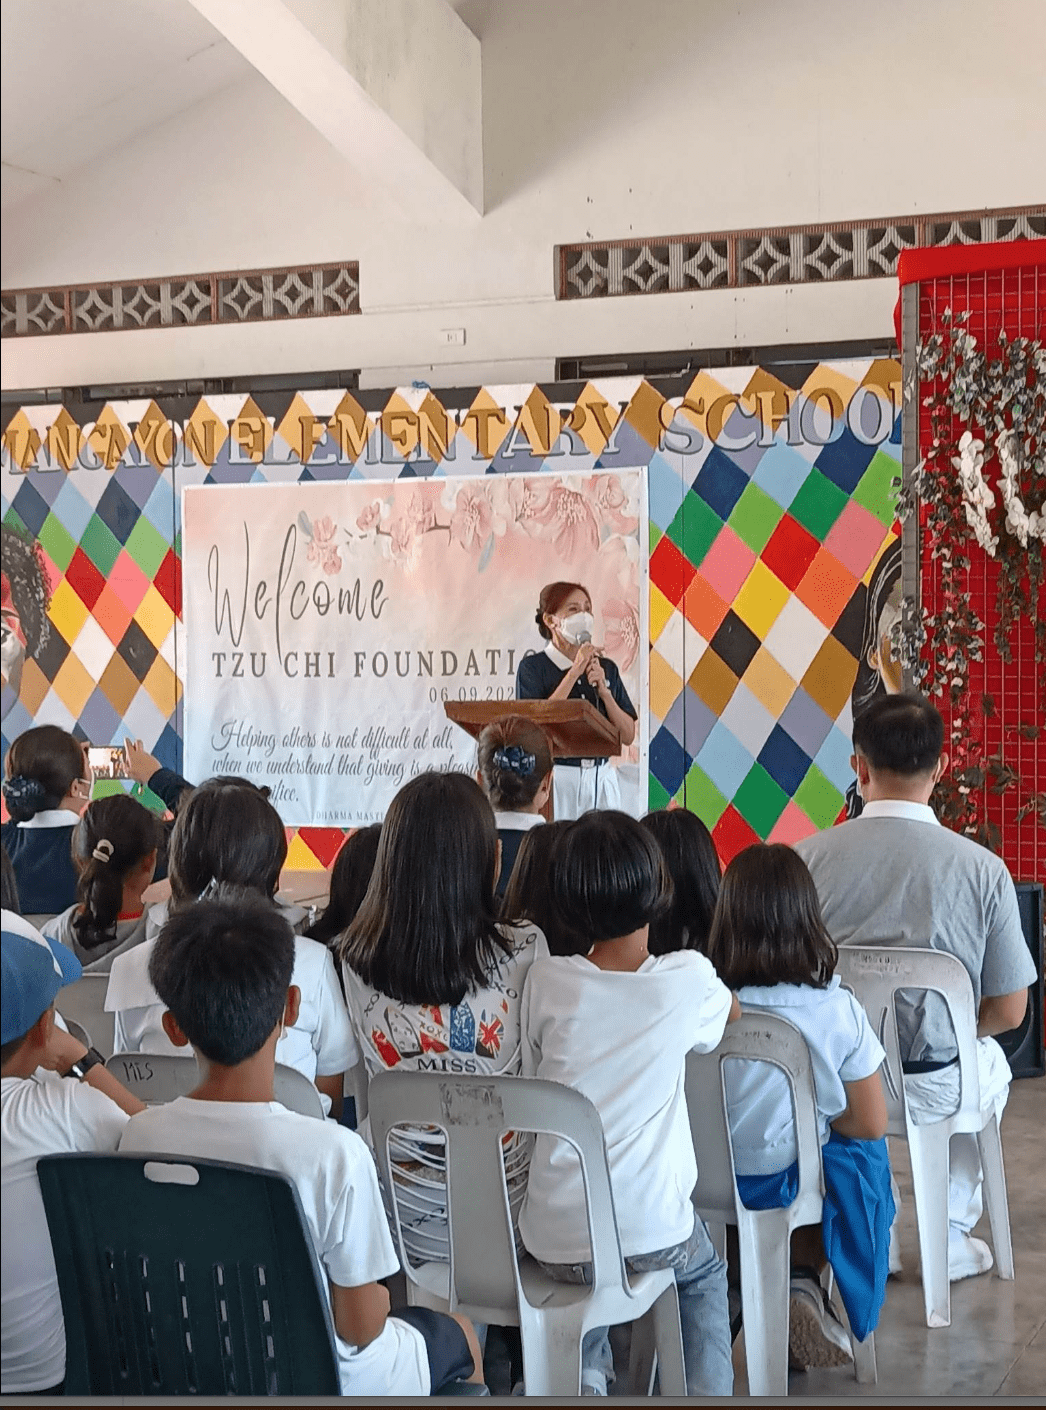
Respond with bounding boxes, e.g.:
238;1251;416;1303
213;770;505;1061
788;1275;854;1371
948;1231;994;1281
888;1222;903;1276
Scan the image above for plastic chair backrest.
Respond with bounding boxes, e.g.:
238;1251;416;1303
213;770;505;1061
106;1052;199;1103
55;974;114;1058
37;1152;340;1396
685;1011;824;1231
367;1071;630;1315
835;946;981;1129
273;1062;326;1120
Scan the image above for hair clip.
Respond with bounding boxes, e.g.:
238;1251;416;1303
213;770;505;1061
92;839;114;864
198;878;220;901
493;745;536;776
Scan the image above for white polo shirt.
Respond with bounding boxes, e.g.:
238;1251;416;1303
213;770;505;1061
105;933;358;1108
723;978;886;1176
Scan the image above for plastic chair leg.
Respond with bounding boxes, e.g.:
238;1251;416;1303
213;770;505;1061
907;1126;952;1328
649;1280;687;1396
515;1307;586;1397
736;1213;791;1397
626;1308;657;1396
977;1114;1015;1281
852;1332;877;1385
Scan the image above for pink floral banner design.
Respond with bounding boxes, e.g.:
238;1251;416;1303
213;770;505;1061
182;470;648;824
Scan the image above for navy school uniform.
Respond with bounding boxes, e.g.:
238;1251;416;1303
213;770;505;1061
514;648;637;764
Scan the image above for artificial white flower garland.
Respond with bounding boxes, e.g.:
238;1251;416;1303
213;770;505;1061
953;429;1045;558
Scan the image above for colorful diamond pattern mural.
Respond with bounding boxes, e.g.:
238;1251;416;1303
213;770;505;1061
3;362;901;865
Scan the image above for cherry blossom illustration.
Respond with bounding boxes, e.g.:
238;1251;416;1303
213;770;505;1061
587;473;639;534
356;502;382;532
301;514;343;574
529;480;600;560
603;595;641;672
449;484;498;554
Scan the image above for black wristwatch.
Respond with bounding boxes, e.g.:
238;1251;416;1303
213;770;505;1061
62;1047;106;1081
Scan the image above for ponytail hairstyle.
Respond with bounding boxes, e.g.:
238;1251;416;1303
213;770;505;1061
71;794;163;951
3;725;86;822
477;715;553;812
168;780;288;911
535;581;589;641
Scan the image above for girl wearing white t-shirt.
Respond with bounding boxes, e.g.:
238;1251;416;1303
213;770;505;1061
106;781;356;1115
519;810;739;1397
44;793;163;973
707;843;893;1371
340;771;544;1267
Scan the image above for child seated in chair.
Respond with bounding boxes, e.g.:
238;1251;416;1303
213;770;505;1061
707;844;893;1372
518;811;740;1396
1;912;144;1396
116;890;483;1397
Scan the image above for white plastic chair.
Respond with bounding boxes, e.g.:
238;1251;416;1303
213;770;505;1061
682;1012;876;1397
106;1052;326;1119
367;1071;687;1397
835;945;1015;1329
56;975;114;1058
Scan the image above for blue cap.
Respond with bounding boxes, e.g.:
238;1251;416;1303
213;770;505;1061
1;910;82;1046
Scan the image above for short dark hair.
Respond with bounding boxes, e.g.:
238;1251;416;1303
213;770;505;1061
536;581;589;641
477;716;554;811
306;824;381;947
549;810;671;945
851;690;944;776
148;891;295;1066
707;844;836;989
499;820;585;955
341;772;510;1006
72;794;163;952
641;809;721;957
168;783;287;908
3;726;84;822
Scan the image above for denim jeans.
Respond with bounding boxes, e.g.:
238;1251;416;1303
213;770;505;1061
537;1218;734;1396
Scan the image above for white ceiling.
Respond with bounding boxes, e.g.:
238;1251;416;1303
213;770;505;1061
0;0;253;210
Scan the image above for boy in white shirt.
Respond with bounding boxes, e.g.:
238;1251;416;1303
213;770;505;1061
116;891;483;1397
1;912;144;1396
519;812;740;1396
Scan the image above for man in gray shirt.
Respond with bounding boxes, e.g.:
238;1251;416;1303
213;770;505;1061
797;692;1033;1283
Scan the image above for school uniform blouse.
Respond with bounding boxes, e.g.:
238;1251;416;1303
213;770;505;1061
515;644;636;763
494;811;544;902
1;809;82;922
1;766;189;923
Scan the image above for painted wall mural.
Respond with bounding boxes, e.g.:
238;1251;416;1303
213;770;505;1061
1;361;901;867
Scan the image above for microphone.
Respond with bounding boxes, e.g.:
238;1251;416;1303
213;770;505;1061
575;628;592;645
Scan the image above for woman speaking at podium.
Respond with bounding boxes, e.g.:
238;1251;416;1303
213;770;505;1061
515;581;637;820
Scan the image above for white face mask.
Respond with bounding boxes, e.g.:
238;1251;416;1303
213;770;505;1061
558;611;594;645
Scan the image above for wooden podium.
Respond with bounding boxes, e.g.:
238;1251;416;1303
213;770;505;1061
444;700;621;819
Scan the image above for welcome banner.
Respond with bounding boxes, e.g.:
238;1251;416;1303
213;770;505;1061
182;470;648;824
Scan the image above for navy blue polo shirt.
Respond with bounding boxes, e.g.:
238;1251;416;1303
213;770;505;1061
515;646;636;765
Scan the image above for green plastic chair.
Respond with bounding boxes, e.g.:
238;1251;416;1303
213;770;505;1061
37;1152;340;1396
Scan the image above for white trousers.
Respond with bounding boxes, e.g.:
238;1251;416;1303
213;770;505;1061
552;762;622;821
901;1036;1013;1233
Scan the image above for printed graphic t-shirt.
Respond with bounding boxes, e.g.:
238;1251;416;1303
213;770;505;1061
342;922;544;1263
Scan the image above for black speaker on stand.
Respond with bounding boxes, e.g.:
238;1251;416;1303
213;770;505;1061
996;881;1044;1080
